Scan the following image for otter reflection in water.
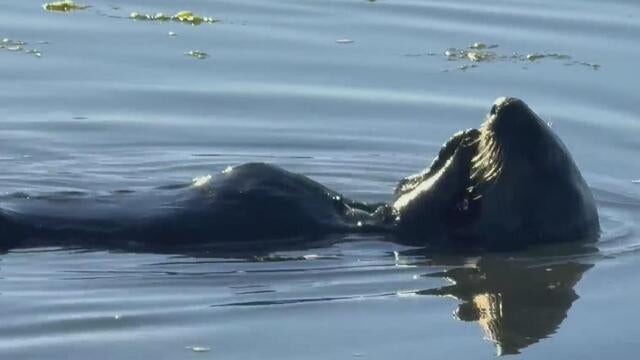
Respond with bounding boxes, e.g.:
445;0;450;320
421;256;593;355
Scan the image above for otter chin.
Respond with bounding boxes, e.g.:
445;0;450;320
393;97;600;249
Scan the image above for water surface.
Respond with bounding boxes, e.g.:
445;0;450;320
1;0;639;358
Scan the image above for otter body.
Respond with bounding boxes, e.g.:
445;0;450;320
0;98;600;251
0;163;385;249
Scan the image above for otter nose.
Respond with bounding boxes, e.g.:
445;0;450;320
490;97;524;117
490;97;510;114
484;97;543;135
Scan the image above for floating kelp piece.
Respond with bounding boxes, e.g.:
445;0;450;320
173;10;216;25
42;0;89;12
1;38;43;58
466;50;495;62
565;60;601;70
129;10;217;25
184;50;209;59
129;12;166;21
2;38;26;46
25;49;43;57
444;47;497;62
526;53;546;61
431;43;598;71
526;53;571;61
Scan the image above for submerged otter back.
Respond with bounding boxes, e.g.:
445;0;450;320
0;163;371;249
156;163;352;241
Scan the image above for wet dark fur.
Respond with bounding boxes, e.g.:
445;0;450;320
0;98;599;251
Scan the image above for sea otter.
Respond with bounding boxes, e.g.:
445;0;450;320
393;97;600;249
0;97;599;250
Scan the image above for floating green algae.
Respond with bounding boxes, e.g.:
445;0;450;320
445;47;497;62
526;52;571;61
1;38;43;58
129;10;217;25
184;50;209;59
444;43;500;63
129;12;169;21
42;0;89;12
565;61;601;70
414;42;600;72
173;10;216;24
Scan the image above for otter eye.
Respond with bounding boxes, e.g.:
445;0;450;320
490;104;497;116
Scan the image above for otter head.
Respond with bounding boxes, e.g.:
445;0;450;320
393;97;599;249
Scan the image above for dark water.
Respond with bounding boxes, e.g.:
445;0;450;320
1;0;639;358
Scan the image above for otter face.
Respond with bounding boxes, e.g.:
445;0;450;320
470;97;564;189
394;97;599;249
467;97;599;248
